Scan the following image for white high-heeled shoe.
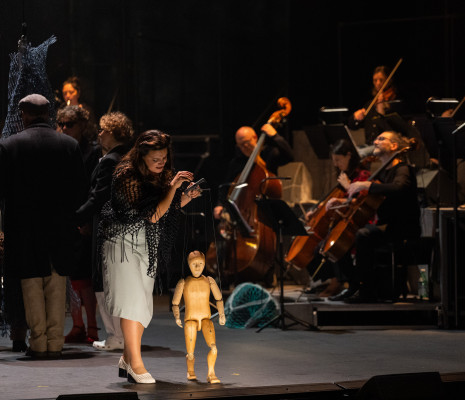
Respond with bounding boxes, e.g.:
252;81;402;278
118;356;129;378
127;365;156;384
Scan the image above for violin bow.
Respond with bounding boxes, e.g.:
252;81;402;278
451;94;465;118
364;58;403;116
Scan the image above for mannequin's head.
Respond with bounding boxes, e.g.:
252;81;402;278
187;251;205;278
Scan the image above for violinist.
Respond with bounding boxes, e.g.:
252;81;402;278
304;139;370;298
348;65;399;145
213;124;294;220
330;131;421;303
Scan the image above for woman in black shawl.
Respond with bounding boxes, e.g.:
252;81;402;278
98;130;200;384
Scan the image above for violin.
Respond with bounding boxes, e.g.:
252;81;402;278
365;58;402;116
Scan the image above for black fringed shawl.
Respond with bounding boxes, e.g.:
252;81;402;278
97;166;181;284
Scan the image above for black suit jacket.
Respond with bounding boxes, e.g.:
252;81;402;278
75;144;129;291
0;122;87;278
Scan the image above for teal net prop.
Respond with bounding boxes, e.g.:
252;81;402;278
224;282;279;329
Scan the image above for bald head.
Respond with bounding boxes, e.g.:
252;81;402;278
235;126;257;156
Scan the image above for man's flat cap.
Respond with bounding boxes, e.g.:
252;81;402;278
19;94;50;113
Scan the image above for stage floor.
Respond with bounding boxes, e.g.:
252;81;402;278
1;289;465;400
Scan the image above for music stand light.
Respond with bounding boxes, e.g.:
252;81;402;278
255;197;314;331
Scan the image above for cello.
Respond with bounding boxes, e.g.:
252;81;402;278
285;154;376;269
207;97;292;283
284;186;346;270
320;139;417;263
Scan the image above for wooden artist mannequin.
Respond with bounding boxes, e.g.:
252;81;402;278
172;251;226;383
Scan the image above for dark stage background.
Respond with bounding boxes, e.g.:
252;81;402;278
1;0;464;197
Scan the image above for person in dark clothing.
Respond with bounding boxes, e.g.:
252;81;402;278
304;139;371;298
347;65;402;145
75;111;135;351
0;94;87;359
213;124;294;220
329;131;420;303
57;105;102;344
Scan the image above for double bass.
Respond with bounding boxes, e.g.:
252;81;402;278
207;98;292;283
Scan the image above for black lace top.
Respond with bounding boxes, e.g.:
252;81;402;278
97;165;182;280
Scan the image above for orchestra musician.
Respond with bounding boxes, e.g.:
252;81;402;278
213;124;294;220
348;65;400;145
304;139;371;298
210;122;293;287
327;131;421;303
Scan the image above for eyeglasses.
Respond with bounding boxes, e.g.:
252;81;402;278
58;121;76;129
374;136;393;144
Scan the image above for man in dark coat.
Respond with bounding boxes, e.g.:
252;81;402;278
0;94;87;358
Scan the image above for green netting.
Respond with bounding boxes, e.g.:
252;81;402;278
224;282;279;329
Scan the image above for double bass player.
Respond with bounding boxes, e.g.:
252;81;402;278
213;124;294;221
211;104;294;287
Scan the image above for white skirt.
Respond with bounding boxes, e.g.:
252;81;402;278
102;229;155;328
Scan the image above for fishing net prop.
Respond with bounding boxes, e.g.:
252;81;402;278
224;282;279;329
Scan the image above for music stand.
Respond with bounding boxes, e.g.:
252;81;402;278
433;118;465;328
255;197;314;331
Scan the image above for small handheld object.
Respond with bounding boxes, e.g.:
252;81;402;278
184;178;206;195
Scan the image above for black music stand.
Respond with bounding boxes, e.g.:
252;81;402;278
255;198;314;331
432;118;465;328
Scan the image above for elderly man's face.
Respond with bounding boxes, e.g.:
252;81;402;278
373;132;398;157
235;127;257;157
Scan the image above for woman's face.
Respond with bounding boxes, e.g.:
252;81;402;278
58;119;82;142
372;72;386;92
331;153;351;172
143;148;168;174
62;83;80;106
98;127;112;154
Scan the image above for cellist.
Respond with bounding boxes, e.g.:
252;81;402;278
213;124;294;220
327;131;421;303
304;139;371;299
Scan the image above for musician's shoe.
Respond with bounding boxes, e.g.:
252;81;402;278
318;278;343;298
343;290;378;304
328;287;357;301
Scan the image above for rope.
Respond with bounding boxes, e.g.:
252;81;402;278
179;182;223;292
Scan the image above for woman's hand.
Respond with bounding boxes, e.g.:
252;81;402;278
213;205;224;220
325;197;345;211
180;180;202;207
337;172;351;190
353;108;366;121
184;182;202;199
170;171;194;189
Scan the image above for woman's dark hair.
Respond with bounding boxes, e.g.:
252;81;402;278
56;105;96;141
330;139;361;175
117;130;174;187
371;65;396;96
